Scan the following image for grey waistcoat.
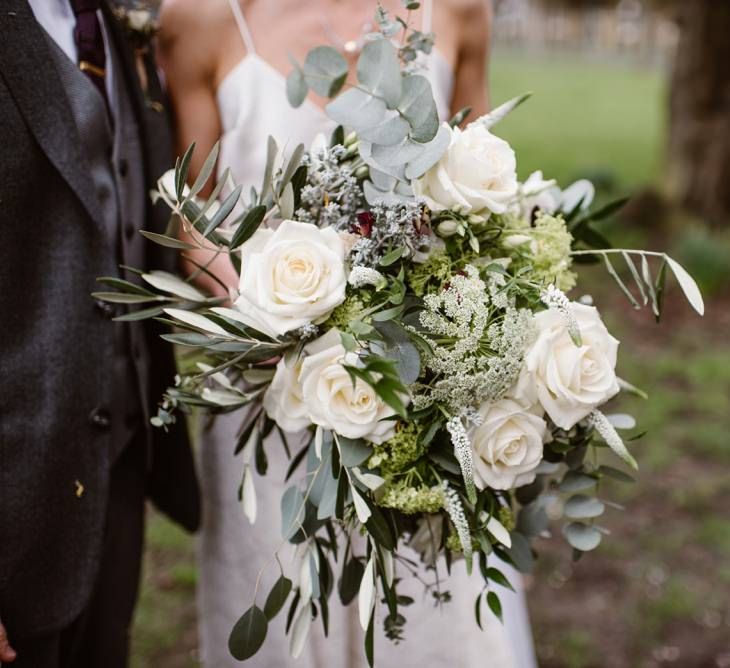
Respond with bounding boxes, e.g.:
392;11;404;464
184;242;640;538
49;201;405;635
46;32;150;458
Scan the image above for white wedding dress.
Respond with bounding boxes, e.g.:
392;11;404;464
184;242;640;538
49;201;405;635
196;2;538;666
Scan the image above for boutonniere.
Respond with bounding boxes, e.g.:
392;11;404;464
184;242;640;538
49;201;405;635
111;3;163;112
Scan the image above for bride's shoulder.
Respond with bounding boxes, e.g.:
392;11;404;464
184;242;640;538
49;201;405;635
437;0;491;21
159;0;231;41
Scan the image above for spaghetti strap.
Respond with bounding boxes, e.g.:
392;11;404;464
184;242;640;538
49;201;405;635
421;0;433;33
226;0;257;55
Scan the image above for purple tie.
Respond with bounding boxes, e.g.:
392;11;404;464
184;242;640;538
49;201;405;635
69;0;108;104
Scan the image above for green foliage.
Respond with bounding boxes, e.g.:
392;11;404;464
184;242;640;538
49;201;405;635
368;422;424;476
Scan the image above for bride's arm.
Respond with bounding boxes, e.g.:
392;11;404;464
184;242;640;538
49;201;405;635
158;0;239;299
449;0;492;118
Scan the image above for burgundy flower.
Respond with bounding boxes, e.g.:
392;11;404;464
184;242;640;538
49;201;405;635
356;211;374;237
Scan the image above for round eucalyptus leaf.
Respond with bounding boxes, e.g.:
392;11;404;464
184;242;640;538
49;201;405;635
228;605;268;661
357;114;410;146
303;46;348;97
563;522;602;551
356;39;402;108
326;88;388;131
397;74;439;142
559;471;598;494
564;494;605;519
286;66;308;108
371;137;423;168
363;180;410;206
404;124;451;179
281;486;305;540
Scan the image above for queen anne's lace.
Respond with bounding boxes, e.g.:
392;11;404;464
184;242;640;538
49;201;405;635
348;266;384;288
414;266;532;413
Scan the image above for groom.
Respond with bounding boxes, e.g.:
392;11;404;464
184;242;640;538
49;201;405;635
0;1;199;666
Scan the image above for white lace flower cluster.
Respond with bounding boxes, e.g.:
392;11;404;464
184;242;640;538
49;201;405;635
414;265;532;413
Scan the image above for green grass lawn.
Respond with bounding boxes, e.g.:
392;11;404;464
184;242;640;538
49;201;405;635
491;50;667;190
131;51;730;668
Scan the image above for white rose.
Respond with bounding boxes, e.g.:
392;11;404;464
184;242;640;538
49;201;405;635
299;330;399;444
471;399;547;491
233;220;347;338
413;123;518;215
516;303;620;430
262;356;310;433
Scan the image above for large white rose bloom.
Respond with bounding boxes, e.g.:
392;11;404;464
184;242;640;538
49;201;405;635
470;399;547;490
413;123;518;215
515;303;620;430
262;356;310;433
233;220;347;338
299;330;399;444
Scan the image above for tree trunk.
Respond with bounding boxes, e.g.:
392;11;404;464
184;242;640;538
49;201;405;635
667;1;730;226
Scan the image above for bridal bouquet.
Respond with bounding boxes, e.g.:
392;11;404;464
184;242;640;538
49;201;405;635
95;4;703;663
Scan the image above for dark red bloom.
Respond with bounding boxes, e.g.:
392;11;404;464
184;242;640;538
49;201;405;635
356;211;374;237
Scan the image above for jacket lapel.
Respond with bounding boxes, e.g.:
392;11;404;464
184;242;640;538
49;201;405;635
0;0;103;225
102;2;175;236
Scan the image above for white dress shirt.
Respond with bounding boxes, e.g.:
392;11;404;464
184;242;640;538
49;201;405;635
27;0;116;106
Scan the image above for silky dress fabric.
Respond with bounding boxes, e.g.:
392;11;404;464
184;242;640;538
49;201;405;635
196;3;537;666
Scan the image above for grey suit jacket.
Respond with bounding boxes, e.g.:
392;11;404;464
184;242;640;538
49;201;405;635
0;0;200;636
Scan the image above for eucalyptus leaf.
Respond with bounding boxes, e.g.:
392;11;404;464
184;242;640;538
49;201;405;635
326;88;388;130
357;39;402;108
337;437;372;467
289;601;312;659
358;556;376;631
280;486;305;540
339;558;365;605
486;591;502;622
303;46;348;97
357;114;411;146
286;63;308;107
264;576;293;621
228;605;268;661
404;124;451;179
564;495;605;519
373;320;421;384
397;74;439;142
563;522;602;551
559;471;598;493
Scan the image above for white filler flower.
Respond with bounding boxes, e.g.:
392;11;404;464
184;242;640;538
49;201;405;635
516;303;620;430
471;399;547;490
233;220;347;337
299;330;398;444
413;123;518;215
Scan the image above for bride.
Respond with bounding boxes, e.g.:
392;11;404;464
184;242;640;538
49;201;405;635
159;1;537;665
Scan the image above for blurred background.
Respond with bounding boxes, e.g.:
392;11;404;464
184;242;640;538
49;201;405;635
132;1;730;666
